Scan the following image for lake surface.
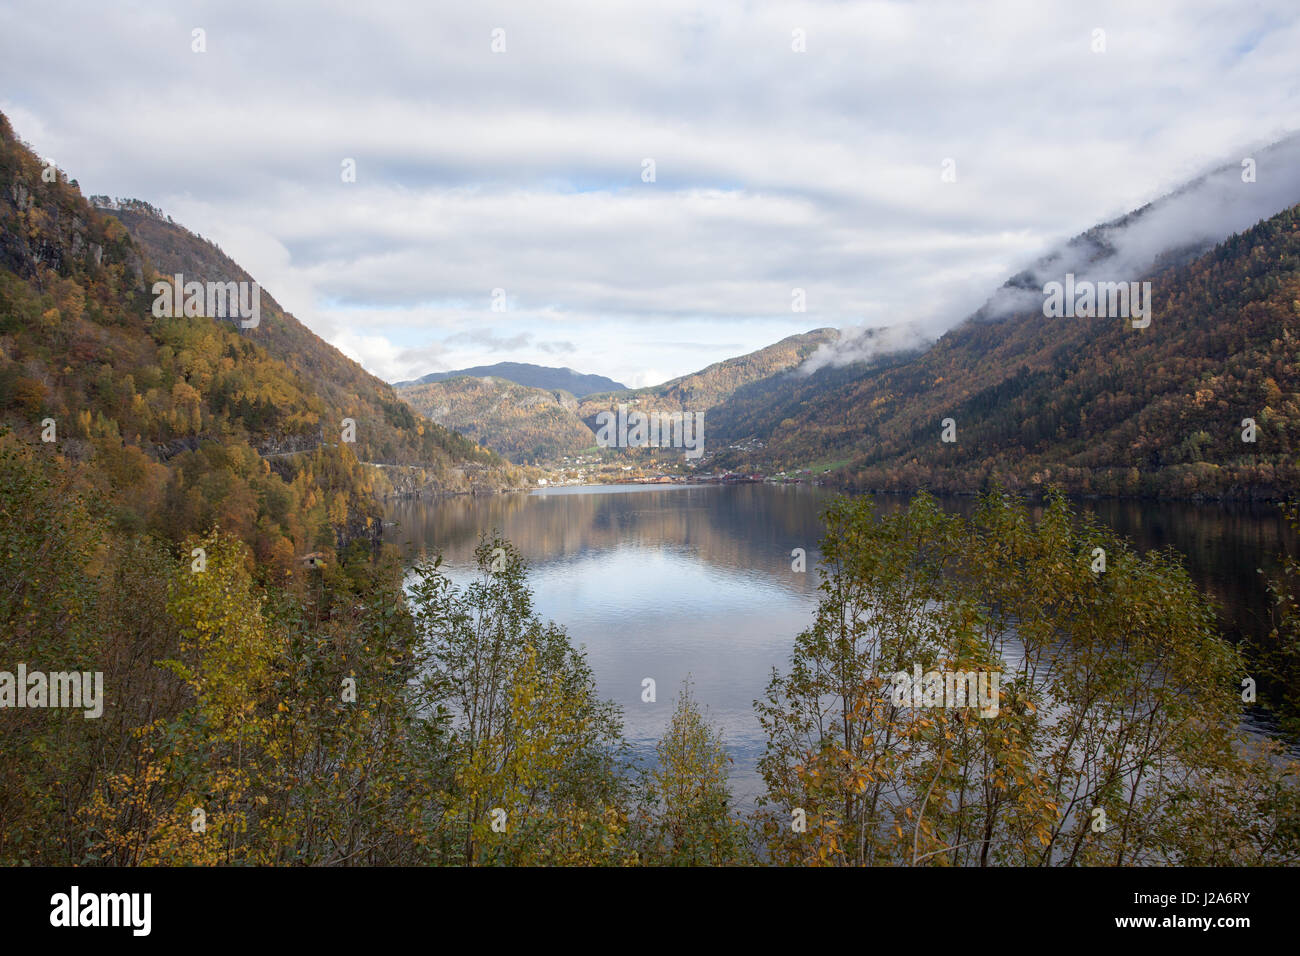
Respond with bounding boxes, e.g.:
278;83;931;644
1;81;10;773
385;483;1296;801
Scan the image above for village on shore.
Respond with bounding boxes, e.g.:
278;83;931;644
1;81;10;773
534;449;830;488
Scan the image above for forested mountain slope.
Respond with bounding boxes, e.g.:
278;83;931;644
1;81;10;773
396;375;598;463
100;200;516;474
709;205;1300;499
0;111;525;574
394;328;841;464
575;328;839;425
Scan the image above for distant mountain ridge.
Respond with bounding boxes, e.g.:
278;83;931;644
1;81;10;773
395;329;839;464
395;362;625;397
394;376;596;464
576;328;840;422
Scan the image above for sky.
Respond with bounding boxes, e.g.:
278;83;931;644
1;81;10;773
3;0;1299;388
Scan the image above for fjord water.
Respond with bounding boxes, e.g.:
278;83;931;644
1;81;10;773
385;483;1294;800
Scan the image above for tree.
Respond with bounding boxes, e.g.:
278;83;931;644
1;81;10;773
633;679;753;865
757;489;1300;866
408;533;628;865
1259;501;1300;737
0;432;101;864
83;531;274;865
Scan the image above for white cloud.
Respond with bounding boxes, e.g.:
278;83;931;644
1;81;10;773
3;0;1298;385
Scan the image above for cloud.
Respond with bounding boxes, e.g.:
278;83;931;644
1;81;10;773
800;325;926;374
393;341;448;372
444;329;534;352
537;340;576;355
970;131;1300;324
3;0;1299;386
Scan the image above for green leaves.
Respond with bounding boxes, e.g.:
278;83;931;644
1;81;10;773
411;532;629;865
757;489;1295;866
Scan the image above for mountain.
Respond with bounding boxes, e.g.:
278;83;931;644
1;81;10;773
399;323;828;464
394;329;839;464
98;200;532;491
395;376;598;463
691;135;1300;498
965;131;1300;327
574;328;839;424
706;201;1300;499
0;111;527;573
395;362;625;397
